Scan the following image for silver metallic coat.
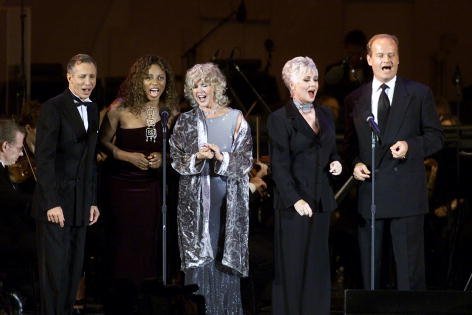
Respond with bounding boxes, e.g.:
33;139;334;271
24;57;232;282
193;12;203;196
170;108;253;276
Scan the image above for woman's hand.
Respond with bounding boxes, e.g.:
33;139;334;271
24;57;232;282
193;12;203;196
329;160;342;176
125;151;151;170
147;152;162;169
204;143;224;161
196;146;214;160
294;199;313;217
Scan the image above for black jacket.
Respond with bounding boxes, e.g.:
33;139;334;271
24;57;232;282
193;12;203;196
33;89;98;226
268;101;339;213
344;77;444;218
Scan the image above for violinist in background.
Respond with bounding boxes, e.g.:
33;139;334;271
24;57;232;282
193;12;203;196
8;100;41;194
0;119;35;286
323;30;372;133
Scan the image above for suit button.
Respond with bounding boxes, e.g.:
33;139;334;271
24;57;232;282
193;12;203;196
393;167;398;172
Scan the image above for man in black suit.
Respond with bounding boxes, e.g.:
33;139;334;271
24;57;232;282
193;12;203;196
33;54;100;314
345;34;443;290
0;119;27;210
0;119;31;248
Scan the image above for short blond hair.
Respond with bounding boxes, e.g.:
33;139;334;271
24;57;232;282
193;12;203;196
184;63;229;108
281;56;317;90
366;34;399;56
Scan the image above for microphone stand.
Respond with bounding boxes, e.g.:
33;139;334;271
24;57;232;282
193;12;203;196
231;62;272;116
370;129;377;290
161;113;169;286
181;1;246;68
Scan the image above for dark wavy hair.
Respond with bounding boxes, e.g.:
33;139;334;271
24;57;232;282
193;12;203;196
122;55;178;115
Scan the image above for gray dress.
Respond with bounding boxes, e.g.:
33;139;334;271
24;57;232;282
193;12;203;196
185;109;244;315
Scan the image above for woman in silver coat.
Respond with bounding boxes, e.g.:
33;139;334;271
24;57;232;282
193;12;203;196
170;63;252;315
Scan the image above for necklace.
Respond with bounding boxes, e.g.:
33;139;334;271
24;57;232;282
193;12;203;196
294;102;314;114
201;106;220;117
142;105;158;142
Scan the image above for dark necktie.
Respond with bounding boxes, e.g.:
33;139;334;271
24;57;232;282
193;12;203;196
377;83;390;131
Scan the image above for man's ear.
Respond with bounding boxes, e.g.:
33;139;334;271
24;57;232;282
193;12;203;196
0;141;8;153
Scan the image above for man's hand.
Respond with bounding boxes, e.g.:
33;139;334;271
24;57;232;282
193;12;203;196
250;176;267;195
329;160;342;176
254;161;269;178
294;199;313;217
47;206;65;227
390;140;408;159
353;162;371;181
89;206;100;225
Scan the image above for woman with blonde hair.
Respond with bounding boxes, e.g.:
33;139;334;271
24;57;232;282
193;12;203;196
170;63;252;315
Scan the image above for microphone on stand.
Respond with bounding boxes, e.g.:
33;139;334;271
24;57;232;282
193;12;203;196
160;107;170;133
366;113;381;142
229;48;237;62
211;49;221;61
452;65;462;87
159;105;170;285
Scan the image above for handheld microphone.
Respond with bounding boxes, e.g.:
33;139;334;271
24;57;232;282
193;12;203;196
366;113;381;138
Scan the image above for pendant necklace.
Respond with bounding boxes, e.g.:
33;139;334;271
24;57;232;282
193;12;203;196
142;105;158;142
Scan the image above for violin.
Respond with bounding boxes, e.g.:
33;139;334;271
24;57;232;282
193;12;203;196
8;146;37;184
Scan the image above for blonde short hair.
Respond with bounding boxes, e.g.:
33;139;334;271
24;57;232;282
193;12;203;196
366;34;399;56
281;56;317;90
184;63;229;108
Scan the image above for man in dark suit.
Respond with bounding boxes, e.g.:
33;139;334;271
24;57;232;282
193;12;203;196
0;119;32;248
345;34;443;290
0;119;27;211
33;54;100;314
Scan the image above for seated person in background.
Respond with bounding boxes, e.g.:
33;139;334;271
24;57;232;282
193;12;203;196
323;29;372;132
9;100;41;194
0;119;32;239
436;97;459;126
249;161;268;196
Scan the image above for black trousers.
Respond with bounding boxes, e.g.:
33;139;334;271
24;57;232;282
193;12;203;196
273;210;331;315
36;221;87;315
358;214;426;290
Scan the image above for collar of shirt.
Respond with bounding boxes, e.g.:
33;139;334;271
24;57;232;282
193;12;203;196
70;90;92;105
372;76;396;98
70;91;91;130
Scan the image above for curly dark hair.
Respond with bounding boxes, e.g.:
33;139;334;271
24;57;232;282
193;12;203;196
121;55;178;115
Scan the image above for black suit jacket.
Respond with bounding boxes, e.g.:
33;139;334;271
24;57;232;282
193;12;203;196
33;89;98;226
267;101;339;213
0;164;30;213
345;77;443;218
0;163;33;248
